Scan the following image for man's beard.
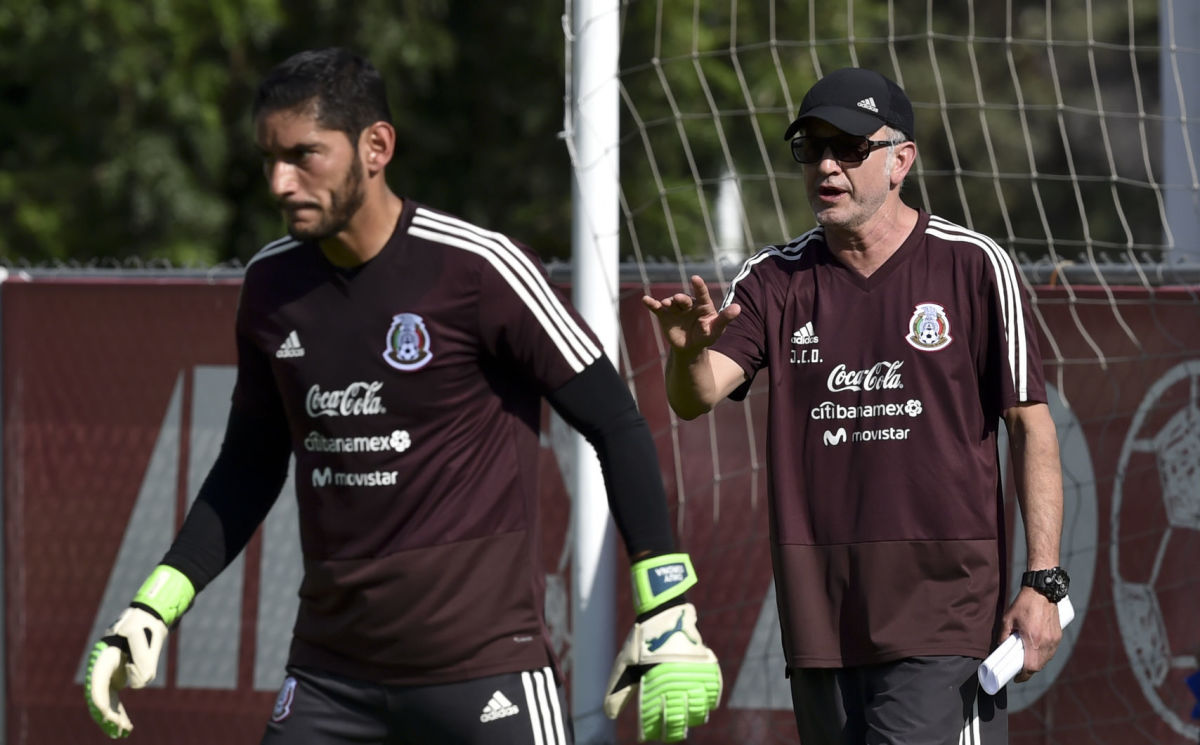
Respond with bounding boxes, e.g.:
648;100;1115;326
288;156;366;242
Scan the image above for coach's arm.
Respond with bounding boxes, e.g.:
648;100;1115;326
1000;401;1065;683
643;275;746;420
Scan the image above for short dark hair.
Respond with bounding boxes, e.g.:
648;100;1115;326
252;47;392;144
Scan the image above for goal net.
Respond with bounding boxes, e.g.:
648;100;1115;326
565;2;1200;743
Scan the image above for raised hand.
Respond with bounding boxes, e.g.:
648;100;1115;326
642;275;740;355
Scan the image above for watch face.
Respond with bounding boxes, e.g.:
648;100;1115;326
1025;568;1070;602
1043;568;1069;601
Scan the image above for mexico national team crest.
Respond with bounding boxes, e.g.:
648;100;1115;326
383;313;434;371
906;303;952;351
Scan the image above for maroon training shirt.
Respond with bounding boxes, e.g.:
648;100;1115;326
711;210;1047;668
234;200;602;683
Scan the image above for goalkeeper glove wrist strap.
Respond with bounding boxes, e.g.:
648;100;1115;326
630;552;697;616
132;564;195;627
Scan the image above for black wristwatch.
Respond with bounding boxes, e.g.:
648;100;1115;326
1021;567;1070;603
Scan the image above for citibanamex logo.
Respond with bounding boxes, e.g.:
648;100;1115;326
305;381;387;417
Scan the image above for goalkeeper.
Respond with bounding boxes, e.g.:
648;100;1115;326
643;67;1064;744
85;47;719;745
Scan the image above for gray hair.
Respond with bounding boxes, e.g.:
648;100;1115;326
883;126;910;177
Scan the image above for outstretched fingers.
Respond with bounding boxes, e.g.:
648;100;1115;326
643;276;742;353
689;275;715;310
642;291;695;314
641;294;663;312
642;276;716;316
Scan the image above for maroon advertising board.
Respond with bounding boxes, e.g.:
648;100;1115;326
2;277;1198;744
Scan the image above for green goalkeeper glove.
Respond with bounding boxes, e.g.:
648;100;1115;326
604;553;722;742
85;565;195;739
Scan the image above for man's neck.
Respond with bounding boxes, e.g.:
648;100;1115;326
825;201;919;278
319;191;404;268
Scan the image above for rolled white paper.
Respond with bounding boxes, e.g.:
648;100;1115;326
977;596;1075;695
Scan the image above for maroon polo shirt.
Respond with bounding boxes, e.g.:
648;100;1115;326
712;210;1047;668
233;200;602;683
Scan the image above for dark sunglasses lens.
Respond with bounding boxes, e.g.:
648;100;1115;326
835;140;871;162
791;137;870;163
792;140;817;163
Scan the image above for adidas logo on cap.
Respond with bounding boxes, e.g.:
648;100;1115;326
857;97;879;113
480;691;521;722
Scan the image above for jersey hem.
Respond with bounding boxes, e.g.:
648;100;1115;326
787;645;990;669
288;637;554;686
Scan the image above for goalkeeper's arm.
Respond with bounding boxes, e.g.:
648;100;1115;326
547;359;722;742
546;358;675;557
84;399;291;738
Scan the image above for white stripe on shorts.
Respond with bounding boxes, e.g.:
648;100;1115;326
959;694;982;744
521;667;567;745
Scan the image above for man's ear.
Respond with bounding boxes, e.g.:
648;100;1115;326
361;121;396;174
890;140;917;188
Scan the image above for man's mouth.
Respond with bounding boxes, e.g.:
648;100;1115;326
818;184;844;197
282;203;320;213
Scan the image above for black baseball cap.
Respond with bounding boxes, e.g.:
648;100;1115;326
783;67;914;142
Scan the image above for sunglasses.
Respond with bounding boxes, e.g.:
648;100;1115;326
789;135;903;164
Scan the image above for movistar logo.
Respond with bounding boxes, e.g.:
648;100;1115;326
646;611;698;653
823;428;847;446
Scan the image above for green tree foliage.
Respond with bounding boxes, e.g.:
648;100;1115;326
0;0;570;264
0;1;1164;267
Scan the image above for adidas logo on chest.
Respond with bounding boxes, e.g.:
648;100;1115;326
275;330;306;359
791;321;819;345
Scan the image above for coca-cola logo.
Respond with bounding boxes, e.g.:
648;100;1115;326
826;361;904;392
305;381;387;417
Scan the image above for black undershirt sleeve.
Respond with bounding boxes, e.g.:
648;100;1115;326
160;402;292;594
545;358;676;559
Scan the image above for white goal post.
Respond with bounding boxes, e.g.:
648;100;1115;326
565;1;622;743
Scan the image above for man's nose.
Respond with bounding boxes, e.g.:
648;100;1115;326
266;160;297;200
